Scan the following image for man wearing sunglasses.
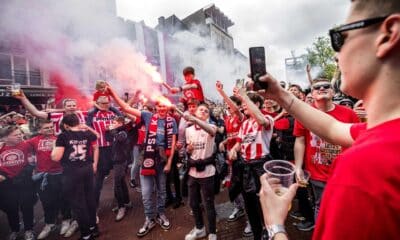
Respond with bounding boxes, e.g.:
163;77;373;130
256;1;400;240
293;79;359;230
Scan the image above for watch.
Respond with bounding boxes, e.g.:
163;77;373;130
267;224;287;240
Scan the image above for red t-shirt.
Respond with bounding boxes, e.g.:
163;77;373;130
313;118;400;240
93;90;111;101
224;115;243;151
0;142;32;178
293;104;359;182
26;135;63;173
183;79;204;102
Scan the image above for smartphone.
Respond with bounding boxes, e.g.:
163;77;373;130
249;47;268;90
235;79;244;88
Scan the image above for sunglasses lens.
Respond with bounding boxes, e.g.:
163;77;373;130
313;84;331;90
330;31;343;52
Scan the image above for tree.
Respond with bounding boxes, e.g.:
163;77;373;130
306;36;336;80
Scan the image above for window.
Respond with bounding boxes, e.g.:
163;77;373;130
0;53;12;84
14;56;28;85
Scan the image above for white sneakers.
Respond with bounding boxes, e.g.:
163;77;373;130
228;207;245;222
37;224;55;239
115;207;126;222
64;220;79;238
185;227;206;240
208;233;217;240
243;221;253;237
60;219;71;236
24;230;35;240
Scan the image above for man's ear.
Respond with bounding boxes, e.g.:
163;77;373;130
376;14;400;58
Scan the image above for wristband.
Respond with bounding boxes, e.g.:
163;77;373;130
267;224;287;240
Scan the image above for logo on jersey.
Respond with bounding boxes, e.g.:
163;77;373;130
38;139;55;152
143;158;155;168
0;149;25;167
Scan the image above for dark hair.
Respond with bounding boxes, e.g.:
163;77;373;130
183;66;195;76
0;125;20;138
187;98;200;106
247;92;264;109
229;95;242;106
61;113;80;127
198;103;210;110
352;0;400;17
289;84;303;93
38;119;52;129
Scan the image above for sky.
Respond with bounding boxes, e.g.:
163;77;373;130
116;0;350;83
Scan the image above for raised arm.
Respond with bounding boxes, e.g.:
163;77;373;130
258;74;354;147
239;89;271;129
14;90;48;119
182;112;216;137
306;64;313;86
107;85;141;117
216;81;243;120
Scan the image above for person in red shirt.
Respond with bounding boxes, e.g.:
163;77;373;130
293;79;359;229
27;120;72;239
255;1;400;239
170;66;205;104
0;125;36;240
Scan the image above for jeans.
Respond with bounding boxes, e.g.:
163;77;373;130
36;174;72;224
94;146;113;209
310;179;326;221
140;162;167;219
0;177;36;232
130;145;141;182
63;164;96;237
113;162;130;207
188;176;216;234
166;151;182;201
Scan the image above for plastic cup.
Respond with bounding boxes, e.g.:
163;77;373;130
263;160;296;196
11;83;21;96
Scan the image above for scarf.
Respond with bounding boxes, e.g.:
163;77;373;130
141;114;174;176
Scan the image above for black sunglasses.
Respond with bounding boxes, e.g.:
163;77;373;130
312;84;332;90
329;16;388;52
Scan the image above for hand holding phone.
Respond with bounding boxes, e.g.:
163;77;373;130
249;47;268;90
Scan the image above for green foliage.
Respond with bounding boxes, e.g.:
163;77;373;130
306;36;336;79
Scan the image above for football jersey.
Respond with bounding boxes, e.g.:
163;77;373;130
237;115;274;161
49;111;87;135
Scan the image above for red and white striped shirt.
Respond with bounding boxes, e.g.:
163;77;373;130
91;110;117;147
237;115;274;161
49;111;87;135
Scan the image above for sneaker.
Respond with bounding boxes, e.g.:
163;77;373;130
156;214;171;230
8;232;18;240
115;207;126;222
296;221;315;231
135;186;142;193
60;219;71;236
38;224;55;239
136;218;156;237
24;230;35;240
227;208;245;222
129;179;137;188
185;227;206;240
208;233;217;240
90;225;100;238
64;220;79;238
242;221;253;237
289;211;305;221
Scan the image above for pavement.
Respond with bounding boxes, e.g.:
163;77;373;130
0;173;313;240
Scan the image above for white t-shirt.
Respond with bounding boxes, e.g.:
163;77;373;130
185;123;216;178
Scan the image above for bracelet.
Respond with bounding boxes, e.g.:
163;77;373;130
286;97;295;112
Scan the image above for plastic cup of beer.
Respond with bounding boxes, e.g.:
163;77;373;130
297;170;310;188
263;160;296;196
11;83;21;96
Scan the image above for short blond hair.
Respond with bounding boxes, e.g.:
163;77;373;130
95;80;107;90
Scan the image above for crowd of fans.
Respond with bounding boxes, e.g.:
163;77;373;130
1;1;400;240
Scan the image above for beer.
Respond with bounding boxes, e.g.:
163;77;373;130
11;83;21;96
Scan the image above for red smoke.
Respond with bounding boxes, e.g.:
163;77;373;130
49;72;91;110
